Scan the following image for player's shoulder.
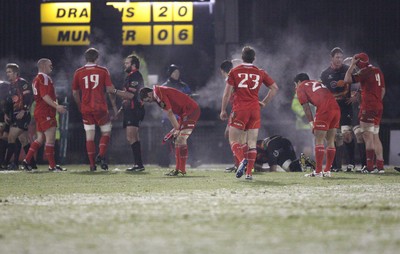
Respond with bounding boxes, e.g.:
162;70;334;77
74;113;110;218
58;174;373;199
18;77;29;84
95;65;110;73
320;67;331;77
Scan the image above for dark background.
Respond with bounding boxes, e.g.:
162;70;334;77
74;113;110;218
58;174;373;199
0;0;399;165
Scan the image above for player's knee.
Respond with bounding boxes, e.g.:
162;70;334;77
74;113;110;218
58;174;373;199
361;125;374;134
175;135;187;145
100;122;112;133
373;126;380;135
335;133;344;146
84;124;95;132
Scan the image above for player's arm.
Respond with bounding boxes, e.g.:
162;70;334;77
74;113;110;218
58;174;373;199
22;81;33;112
17;81;33;119
72;89;81;112
165;109;180;130
260;82;279;107
106;85;134;100
344;56;358;84
301;103;314;129
107;92;118;116
220;82;233;120
42;94;66;114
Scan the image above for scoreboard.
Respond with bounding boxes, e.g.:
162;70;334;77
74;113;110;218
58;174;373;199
40;1;207;46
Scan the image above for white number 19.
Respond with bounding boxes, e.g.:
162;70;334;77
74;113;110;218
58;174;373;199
83;74;100;89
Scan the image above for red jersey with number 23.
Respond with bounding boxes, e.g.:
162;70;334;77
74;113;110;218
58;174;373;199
32;73;56;118
227;63;275;112
296;80;339;113
72;64;112;114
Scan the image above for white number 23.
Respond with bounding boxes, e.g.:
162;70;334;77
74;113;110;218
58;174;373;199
237;73;260;90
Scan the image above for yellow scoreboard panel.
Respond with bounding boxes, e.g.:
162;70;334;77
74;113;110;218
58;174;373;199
41;2;195;46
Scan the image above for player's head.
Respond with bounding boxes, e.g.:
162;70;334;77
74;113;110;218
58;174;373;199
354;52;369;69
139;87;154;102
37;58;53;74
293;73;310;86
220;60;233;75
85;48;99;63
125;54;140;73
330;47;344;68
167;64;180;80
242;46;255;63
5;63;20;81
256;140;265;151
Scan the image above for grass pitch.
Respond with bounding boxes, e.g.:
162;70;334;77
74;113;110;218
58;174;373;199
1;165;400;254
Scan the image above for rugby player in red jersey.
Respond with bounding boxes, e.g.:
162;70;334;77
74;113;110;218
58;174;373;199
139;86;200;176
22;58;67;171
220;46;279;180
72;48;133;171
294;73;341;177
344;53;385;173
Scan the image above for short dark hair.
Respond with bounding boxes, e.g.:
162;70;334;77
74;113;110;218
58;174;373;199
6;63;20;75
220;60;233;73
85;48;99;62
139;87;153;100
330;47;343;57
127;54;140;69
294;73;310;83
242;46;255;63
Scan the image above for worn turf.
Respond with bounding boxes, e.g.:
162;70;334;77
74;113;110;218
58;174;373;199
1;165;400;254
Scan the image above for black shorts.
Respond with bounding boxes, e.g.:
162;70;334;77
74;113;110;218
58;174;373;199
10;112;31;131
123;107;145;128
338;101;353;127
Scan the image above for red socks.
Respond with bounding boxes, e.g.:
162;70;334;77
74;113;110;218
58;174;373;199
231;142;244;162
45;143;56;169
99;135;110;157
325;147;336;172
175;145;188;172
366;149;375;171
376;159;384;170
245;149;257;175
315;145;325;174
25;140;41;163
86;140;96;167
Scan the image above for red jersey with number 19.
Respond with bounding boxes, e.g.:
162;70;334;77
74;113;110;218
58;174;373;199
72;64;112;114
227;63;275;111
296;80;339;114
32;72;56;118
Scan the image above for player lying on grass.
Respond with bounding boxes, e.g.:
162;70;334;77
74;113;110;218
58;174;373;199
254;135;315;172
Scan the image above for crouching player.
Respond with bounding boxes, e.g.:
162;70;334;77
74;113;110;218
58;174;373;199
294;73;340;177
255;135;314;172
140;86;200;176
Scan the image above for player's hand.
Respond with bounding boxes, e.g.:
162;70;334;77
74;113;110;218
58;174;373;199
220;111;228;121
56;105;67;114
172;129;180;138
259;101;266;107
128;87;137;93
351;55;360;66
16;110;25;119
346;95;358;105
4;114;10;124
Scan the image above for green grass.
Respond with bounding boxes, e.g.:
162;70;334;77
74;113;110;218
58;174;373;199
1;165;400;254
